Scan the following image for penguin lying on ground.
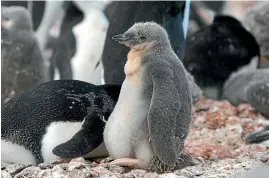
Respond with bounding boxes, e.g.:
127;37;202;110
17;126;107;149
183;15;260;99
104;22;194;173
223;62;269;144
223;68;269;117
1;80;121;165
1;6;48;103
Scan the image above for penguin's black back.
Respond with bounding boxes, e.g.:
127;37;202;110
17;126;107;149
1;80;121;163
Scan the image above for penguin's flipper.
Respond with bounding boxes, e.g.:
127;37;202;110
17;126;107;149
246;80;269;117
52;111;105;158
147;66;184;166
245;125;269;144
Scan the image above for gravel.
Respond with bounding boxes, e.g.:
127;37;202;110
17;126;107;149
2;98;269;178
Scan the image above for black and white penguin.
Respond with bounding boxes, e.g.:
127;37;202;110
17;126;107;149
1;80;121;165
46;1;84;80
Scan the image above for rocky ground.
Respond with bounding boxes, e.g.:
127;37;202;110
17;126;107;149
1;98;269;178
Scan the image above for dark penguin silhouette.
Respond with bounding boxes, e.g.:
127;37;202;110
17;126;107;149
1;6;47;103
1;80;121;165
102;1;186;84
183;15;260;99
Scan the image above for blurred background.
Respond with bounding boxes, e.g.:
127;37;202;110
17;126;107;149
1;0;268;106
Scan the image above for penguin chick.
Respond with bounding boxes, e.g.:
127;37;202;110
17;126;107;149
223;68;269;117
1;6;47;103
1;80;121;165
183;15;260;99
245;125;269;145
103;22;194;173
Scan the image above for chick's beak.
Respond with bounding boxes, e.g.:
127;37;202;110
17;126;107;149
112;34;130;43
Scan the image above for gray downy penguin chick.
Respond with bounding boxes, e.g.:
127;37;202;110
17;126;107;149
103;22;194;173
1;6;47;103
222;68;269;117
1;80;121;165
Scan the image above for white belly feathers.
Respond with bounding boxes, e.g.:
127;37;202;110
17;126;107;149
104;74;148;159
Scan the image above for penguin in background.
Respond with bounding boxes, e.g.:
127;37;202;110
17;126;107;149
1;80;121;165
223;67;269;144
1;1;45;31
46;1;84;80
1;6;48;103
183;15;261;99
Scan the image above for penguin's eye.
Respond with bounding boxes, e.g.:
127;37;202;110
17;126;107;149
140;36;146;40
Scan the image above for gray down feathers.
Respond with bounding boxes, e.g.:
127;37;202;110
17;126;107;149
1;6;47;103
223;66;269;117
243;1;269;57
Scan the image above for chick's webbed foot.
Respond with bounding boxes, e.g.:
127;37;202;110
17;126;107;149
110;158;141;168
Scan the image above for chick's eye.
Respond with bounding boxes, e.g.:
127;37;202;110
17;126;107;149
140;36;146;40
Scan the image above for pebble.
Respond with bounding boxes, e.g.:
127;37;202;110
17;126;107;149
207;174;229;178
14;166;41;178
67;161;85;171
106;164;125;174
38;163;54;169
1;170;12;178
5;163;31;175
144;172;159;178
175;169;195;178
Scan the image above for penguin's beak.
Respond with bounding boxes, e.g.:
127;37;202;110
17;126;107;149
112;34;130;43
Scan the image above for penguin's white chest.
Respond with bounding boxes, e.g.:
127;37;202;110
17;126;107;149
104;75;149;159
